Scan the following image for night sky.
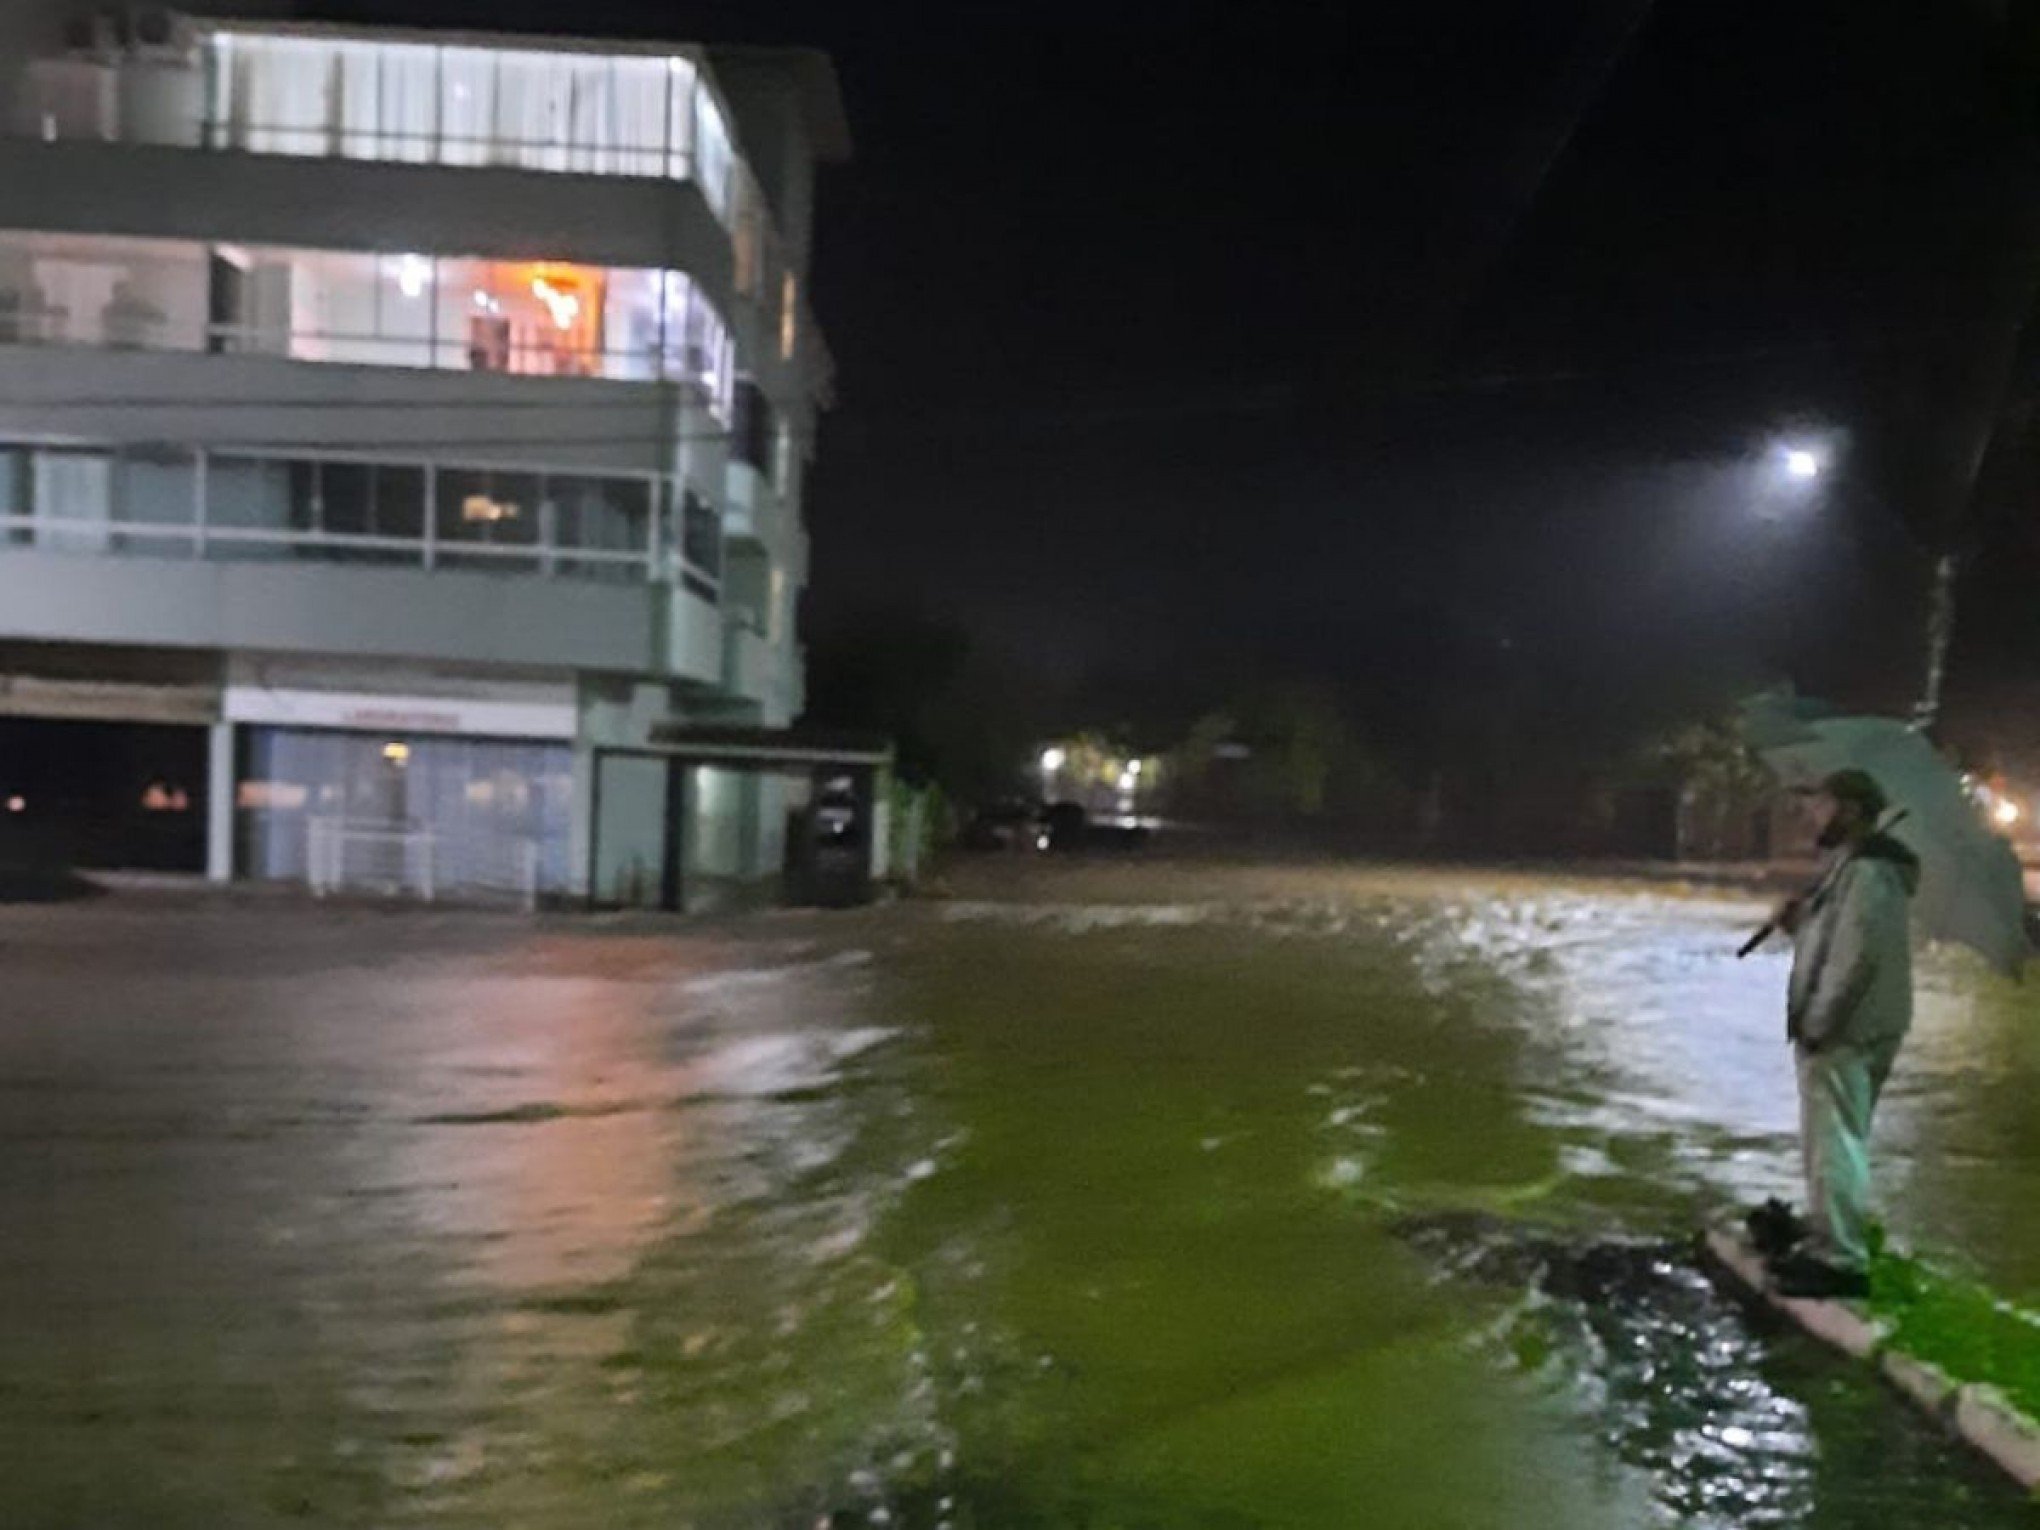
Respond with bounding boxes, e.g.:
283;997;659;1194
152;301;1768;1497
301;3;2040;762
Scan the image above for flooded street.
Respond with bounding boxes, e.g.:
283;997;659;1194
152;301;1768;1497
5;866;2038;1526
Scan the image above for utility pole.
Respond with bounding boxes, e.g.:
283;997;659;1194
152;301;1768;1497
1911;551;1962;732
1906;2;2040;734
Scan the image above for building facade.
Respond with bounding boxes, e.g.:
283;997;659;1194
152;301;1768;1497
0;10;851;907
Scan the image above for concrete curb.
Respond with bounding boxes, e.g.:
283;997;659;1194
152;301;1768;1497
1701;1225;2040;1494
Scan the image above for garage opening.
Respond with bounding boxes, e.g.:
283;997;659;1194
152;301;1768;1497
0;717;208;873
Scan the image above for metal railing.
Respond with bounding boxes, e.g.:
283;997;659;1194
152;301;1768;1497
0;512;665;583
201;122;698;184
306;815;545;909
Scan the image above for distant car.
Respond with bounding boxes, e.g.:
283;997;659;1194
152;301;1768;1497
1039;802;1152;853
961;798;1041;852
1038;801;1088;851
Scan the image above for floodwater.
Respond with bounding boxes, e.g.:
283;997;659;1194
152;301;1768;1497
3;866;2038;1527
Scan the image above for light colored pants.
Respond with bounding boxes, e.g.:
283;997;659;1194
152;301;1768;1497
1796;1039;1902;1270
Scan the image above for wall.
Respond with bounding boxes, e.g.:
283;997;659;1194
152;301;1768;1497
0;546;694;673
0;343;681;476
590;752;666;906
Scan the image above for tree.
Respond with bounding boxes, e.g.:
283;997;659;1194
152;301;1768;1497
803;605;1040;804
1637;712;1773;861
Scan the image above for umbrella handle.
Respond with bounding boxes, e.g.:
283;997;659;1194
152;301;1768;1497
1733;811;1908;959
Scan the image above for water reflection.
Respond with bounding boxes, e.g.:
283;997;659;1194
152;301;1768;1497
8;886;2040;1525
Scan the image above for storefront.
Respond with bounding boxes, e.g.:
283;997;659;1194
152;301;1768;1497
225;681;577;904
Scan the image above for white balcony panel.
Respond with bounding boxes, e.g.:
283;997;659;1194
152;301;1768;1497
0;547;722;680
0;344;676;476
666;584;724;685
0;139;735;293
722;623;773;704
723;460;779;548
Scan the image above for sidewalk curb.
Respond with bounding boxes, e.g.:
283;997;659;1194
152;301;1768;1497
1702;1225;2040;1493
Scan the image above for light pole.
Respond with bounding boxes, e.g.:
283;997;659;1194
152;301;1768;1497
1767;433;1961;732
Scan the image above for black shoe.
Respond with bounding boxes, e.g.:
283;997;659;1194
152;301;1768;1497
1769;1252;1869;1300
1745;1198;1809;1259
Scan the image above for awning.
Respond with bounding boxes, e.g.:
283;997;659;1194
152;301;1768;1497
627;723;892;770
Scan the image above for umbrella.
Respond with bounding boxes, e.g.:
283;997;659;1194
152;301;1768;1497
1739;695;2030;976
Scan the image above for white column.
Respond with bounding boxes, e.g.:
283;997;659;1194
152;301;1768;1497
205;719;234;883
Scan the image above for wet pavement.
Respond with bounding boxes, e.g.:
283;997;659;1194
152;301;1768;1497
3;866;2038;1526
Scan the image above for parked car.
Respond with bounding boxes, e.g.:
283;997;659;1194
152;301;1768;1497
961;798;1043;852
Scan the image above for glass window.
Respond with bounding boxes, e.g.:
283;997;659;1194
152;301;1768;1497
115;446;196;526
264;248;433;368
489;49;573;172
377;44;440;164
206;33;719;200
602;268;663;381
437;46;498;167
664;57;698;178
375;465;428;543
0;232;207;350
206;250;249;354
694;84;734;220
438;258;609;378
437;465;541;573
205;454;296;558
238;726;573;897
679;487;721;580
27;449;115;555
106;446;198;555
297;461;424;563
732;381;775;476
661;272;733;417
214;33;337;157
0;446;26;532
606;58;673;178
317;462;371;535
550;473;650;582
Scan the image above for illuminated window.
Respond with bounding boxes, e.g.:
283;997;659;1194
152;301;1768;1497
437;259;608;377
207;32;709;190
661;272;735;419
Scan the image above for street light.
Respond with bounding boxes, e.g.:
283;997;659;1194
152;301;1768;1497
1040;747;1066;773
1783;447;1822;481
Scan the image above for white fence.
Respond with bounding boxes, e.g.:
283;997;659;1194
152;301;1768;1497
306;817;543;909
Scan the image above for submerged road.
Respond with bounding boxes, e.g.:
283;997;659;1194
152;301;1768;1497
3;865;2036;1526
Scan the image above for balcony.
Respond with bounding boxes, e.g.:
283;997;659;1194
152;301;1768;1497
0;229;737;419
7;19;810;358
18;26;738;213
0;543;724;681
0;432;728;608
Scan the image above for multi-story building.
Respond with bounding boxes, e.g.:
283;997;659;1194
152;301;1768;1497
0;8;867;908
